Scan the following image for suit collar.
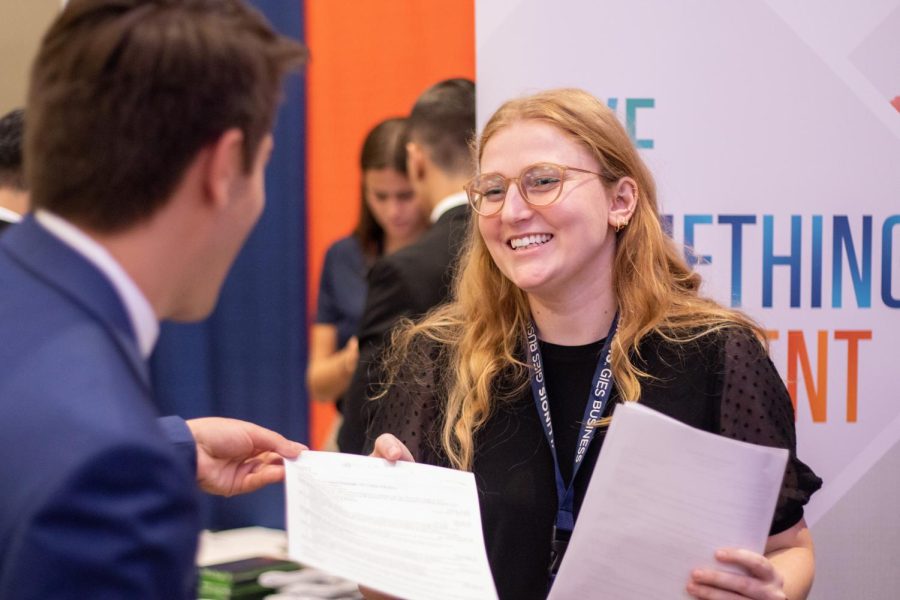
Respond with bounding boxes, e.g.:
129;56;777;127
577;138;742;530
35;210;159;359
433;203;469;226
0;215;151;391
429;191;469;223
0;206;22;224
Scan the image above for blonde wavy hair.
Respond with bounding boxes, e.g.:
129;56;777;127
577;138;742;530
380;88;763;471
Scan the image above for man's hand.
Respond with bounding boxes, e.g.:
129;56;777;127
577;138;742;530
186;417;306;496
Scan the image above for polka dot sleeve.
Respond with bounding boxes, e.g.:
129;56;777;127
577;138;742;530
718;328;823;535
364;338;448;467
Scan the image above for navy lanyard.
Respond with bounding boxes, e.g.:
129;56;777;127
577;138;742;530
526;313;618;577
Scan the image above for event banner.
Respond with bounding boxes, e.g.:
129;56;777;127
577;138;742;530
476;1;899;597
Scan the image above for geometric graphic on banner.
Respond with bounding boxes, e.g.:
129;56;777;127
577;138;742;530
763;0;900;144
849;3;900;114
760;0;900;526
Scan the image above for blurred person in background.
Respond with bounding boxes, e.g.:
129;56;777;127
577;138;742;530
307;117;427;449
339;78;476;454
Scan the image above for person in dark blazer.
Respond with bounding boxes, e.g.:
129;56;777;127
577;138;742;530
0;1;307;598
0;108;26;233
338;79;476;454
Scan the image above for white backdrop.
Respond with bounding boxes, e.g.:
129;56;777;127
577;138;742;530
476;1;900;597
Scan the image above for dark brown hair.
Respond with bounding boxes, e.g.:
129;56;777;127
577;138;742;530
26;0;307;232
354;117;409;259
407;78;476;177
0;109;25;191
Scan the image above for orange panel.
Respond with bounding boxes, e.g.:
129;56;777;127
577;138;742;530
305;1;475;449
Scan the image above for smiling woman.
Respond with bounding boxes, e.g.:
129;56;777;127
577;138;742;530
365;88;822;600
473;121;633;328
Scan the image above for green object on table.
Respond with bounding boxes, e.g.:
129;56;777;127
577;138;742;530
198;556;301;599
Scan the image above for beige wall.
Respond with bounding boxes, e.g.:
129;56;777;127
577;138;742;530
0;1;60;114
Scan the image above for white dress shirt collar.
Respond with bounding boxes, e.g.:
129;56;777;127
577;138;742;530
429;191;468;224
0;206;21;223
35;210;159;359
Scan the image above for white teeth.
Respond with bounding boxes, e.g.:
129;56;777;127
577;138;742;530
509;234;552;249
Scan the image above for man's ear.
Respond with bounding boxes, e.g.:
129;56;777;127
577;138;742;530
406;141;426;183
608;176;639;229
203;128;245;209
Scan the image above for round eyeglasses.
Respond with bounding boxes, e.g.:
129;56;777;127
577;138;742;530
464;162;603;216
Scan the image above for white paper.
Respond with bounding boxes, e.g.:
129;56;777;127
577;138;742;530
549;402;789;600
196;526;287;565
284;451;498;600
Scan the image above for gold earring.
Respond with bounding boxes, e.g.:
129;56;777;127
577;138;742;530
616;217;628;233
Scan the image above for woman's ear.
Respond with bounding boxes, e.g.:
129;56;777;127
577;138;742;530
608;176;638;230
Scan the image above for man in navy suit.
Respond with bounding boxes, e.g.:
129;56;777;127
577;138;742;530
0;1;307;598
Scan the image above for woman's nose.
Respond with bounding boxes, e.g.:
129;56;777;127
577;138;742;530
386;199;402;218
499;182;533;222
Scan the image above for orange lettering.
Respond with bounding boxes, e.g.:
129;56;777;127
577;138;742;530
787;330;828;422
834;330;872;423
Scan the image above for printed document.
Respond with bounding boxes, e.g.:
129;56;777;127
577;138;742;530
284;451;498;600
548;402;788;599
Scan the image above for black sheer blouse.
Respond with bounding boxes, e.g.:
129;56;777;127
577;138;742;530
367;327;822;600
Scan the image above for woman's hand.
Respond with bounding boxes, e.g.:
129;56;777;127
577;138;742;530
687;548;785;600
369;433;415;462
689;519;815;600
342;336;359;374
307;325;358;399
359;586;402;600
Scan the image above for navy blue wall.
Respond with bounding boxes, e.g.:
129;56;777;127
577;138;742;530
150;0;307;530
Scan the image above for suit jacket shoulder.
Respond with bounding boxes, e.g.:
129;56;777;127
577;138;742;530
0;218;199;599
360;205;469;344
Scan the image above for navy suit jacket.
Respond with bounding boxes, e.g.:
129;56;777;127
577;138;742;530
0;217;200;599
0;216;14;235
